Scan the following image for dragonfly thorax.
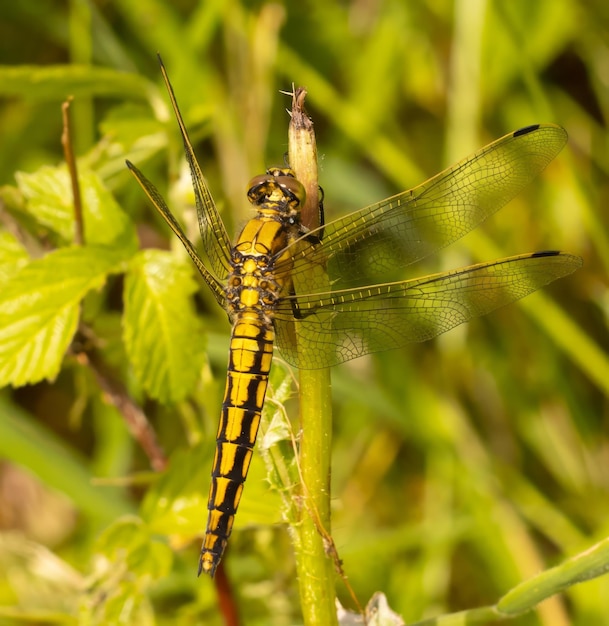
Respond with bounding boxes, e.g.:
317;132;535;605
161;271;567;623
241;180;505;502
225;254;283;321
225;208;293;323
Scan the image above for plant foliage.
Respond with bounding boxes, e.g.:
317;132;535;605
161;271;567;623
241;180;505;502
0;1;608;625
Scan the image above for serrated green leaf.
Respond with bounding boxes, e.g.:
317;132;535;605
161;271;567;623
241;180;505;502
258;363;300;522
95;516;172;578
130;540;173;578
92;588;150;626
123;249;207;403
261;362;297;450
15;165;138;250
0;230;29;282
96;515;148;554
0;64;154;101
86;518;166;626
0;245;124;386
15;167;73;239
82;171;139;250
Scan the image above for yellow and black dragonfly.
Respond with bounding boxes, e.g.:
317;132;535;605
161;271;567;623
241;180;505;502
127;62;581;577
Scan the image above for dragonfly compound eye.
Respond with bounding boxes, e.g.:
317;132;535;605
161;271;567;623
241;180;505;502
275;176;306;209
247;172;306;209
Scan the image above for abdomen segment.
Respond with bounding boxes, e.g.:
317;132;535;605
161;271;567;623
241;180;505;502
198;314;274;577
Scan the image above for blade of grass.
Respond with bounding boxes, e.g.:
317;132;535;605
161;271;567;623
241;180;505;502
0;394;133;523
68;0;94;153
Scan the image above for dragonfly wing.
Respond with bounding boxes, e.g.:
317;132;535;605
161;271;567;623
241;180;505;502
126;160;227;307
285;124;568;292
274;251;582;369
158;58;233;279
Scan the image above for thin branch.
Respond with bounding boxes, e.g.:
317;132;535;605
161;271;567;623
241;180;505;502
61;97;85;246
62;100;166;470
73;332;168;473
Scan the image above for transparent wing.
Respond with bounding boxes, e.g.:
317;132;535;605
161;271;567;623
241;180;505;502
126;160;227;307
281;124;568;293
273;252;582;369
158;57;233;279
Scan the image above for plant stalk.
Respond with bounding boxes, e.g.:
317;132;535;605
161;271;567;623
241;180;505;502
288;87;338;626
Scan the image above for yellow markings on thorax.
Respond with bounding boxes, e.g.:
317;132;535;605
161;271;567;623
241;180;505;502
235;218;284;256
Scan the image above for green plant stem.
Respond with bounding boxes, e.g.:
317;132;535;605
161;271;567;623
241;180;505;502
295;367;337;626
288;87;338;625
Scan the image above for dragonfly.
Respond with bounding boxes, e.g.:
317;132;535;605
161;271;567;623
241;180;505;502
126;60;582;577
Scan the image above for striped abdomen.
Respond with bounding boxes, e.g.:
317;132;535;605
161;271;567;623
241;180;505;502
198;170;304;577
198;312;274;577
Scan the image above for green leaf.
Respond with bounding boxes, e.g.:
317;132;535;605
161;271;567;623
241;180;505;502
497;537;609;615
100;103;165;149
141;443;282;539
0;245;124;386
81;170;139;250
123;249;207;403
0;230;29;282
15;165;138;250
96;516;172;579
15;167;73;240
84;517;171;625
407;606;500;625
0;64;154;101
259;362;300;514
0;533;81;623
141;444;213;537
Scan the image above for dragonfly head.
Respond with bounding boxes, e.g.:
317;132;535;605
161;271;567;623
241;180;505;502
247;167;306;214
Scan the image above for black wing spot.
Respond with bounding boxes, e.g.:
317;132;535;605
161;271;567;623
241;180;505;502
513;124;541;137
531;250;560;258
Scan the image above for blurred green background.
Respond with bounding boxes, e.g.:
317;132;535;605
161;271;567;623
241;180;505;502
0;0;608;624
